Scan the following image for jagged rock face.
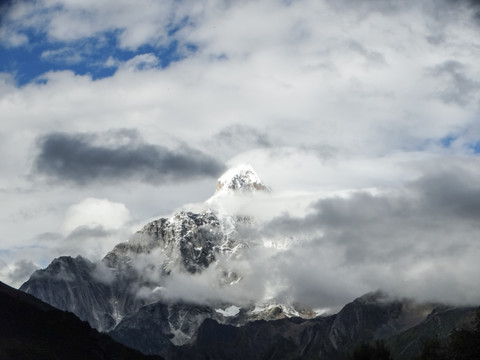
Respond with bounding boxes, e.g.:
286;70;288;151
107;291;430;359
20;256;118;331
109;302;219;359
108;301;315;357
21;210;232;333
104;211;224;275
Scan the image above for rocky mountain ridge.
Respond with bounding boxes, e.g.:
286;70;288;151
174;298;477;360
20;165;295;343
18;165;480;359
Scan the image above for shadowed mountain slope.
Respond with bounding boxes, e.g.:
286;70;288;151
0;280;163;360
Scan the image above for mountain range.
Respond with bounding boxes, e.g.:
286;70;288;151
16;165;480;359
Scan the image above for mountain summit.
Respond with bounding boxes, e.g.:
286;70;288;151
215;164;270;193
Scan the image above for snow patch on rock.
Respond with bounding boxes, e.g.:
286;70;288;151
215;305;240;317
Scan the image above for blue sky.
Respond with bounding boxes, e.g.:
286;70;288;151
0;0;198;85
1;0;480;307
0;26;190;86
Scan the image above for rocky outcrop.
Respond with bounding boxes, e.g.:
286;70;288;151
109;302;218;359
104;211;224;275
19;256;119;331
20;210;236;333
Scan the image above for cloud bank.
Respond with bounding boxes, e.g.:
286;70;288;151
248;158;480;307
110;157;480;310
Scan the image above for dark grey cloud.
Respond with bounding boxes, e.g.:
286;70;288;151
268;159;480;240
253;159;480;307
33;130;225;185
326;0;480;28
452;0;480;24
0;0;16;22
428;60;480;106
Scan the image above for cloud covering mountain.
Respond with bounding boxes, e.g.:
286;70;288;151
1;0;480;312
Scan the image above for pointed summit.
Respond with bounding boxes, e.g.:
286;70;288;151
216;164;270;193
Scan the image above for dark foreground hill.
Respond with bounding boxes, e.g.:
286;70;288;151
0;280;163;360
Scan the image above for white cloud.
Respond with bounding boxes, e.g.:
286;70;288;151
62;197;130;233
10;0;184;49
0;27;28;47
41;47;84;64
0;259;39;288
1;0;480;308
104;56;118;68
121;53;160;71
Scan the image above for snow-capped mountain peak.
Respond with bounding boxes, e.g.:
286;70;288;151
215;164;270;194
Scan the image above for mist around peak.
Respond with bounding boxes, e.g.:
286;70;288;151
215;164;271;194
